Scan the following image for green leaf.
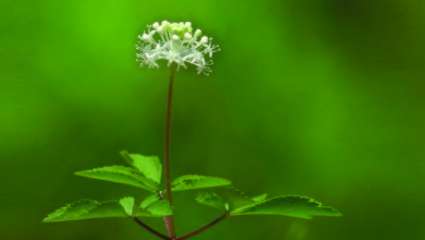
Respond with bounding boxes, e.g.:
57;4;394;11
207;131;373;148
145;200;173;217
140;194;161;209
75;165;158;192
195;191;342;220
43;196;172;223
43;199;130;222
195;192;228;210
172;175;231;192
195;188;255;211
231;195;342;219
119;197;135;216
138;195;173;217
121;151;162;184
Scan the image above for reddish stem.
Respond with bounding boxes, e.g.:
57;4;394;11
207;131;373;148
133;217;170;240
163;65;177;238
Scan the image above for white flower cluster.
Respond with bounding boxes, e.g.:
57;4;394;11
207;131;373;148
136;21;220;75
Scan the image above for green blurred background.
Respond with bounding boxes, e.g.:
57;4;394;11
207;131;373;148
1;0;425;239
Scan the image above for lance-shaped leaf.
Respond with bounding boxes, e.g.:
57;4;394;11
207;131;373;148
121;151;162;184
75;165;158;192
43;197;136;223
231;195;342;219
172;175;231;192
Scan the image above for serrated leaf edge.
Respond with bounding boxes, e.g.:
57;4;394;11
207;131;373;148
75;165;158;192
172;174;232;191
230;195;342;219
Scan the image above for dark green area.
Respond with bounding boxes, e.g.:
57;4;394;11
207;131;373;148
1;0;425;239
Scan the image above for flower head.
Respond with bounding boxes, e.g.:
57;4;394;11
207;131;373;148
136;21;220;75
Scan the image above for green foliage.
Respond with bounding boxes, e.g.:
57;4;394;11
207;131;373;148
231;195;341;219
43;198;129;223
43;195;173;223
45;147;340;231
195;189;253;211
140;194;161;209
196;188;257;210
45;152;177;223
75;165;158;192
196;191;341;220
121;151;162;184
140;197;173;217
172;175;231;192
195;192;229;211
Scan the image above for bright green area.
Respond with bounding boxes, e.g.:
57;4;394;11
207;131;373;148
43;196;172;222
122;151;162;184
75;165;159;192
1;0;425;239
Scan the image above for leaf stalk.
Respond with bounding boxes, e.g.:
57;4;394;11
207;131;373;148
133;217;171;240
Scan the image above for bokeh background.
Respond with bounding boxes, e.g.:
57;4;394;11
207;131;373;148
1;0;425;239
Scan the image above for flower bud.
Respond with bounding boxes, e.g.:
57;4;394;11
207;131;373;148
200;36;209;44
194;29;202;38
141;33;151;41
184;32;192;40
172;34;180;41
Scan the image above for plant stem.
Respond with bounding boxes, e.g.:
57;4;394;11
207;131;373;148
176;212;229;240
163;65;177;239
133;217;170;240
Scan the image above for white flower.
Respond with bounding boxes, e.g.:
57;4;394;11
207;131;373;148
184;32;192;40
136;21;220;75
